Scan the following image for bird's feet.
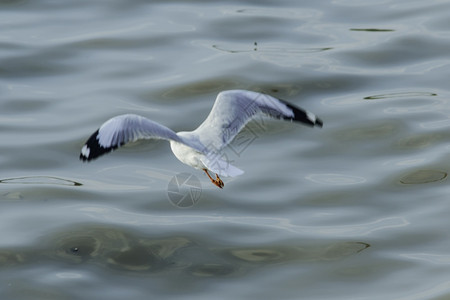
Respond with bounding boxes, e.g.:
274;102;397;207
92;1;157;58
213;173;224;189
203;169;224;189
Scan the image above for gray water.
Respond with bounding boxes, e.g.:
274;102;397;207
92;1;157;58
2;0;450;299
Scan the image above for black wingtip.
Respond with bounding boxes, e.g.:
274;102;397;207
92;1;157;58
79;153;88;162
79;129;118;162
279;99;323;128
315;117;324;128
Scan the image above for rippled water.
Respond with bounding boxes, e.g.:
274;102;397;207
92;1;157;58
2;0;450;299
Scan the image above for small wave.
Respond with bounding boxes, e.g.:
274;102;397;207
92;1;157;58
0;176;82;186
364;91;437;100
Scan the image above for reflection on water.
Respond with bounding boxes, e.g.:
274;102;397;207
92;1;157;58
226;241;369;263
0;224;370;278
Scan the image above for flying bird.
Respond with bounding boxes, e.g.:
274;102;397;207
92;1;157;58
80;90;323;188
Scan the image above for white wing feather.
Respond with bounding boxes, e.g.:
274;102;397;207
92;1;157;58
192;90;322;152
80;114;201;161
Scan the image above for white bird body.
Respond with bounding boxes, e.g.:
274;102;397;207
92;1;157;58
80;90;323;188
169;139;205;171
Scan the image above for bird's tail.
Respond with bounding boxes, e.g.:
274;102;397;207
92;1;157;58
201;154;244;177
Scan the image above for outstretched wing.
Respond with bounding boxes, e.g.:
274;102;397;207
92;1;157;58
192;90;323;152
80;114;194;161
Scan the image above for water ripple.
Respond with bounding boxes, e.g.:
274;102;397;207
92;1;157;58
399;169;447;184
0;176;82;186
364;91;437;100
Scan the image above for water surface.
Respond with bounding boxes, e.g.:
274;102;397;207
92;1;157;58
2;0;450;299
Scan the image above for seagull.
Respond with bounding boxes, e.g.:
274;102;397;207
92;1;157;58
80;90;323;188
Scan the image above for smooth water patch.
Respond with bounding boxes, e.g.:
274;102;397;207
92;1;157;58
305;173;366;185
399;169;447;185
